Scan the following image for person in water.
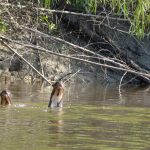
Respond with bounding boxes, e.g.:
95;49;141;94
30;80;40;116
0;90;12;106
48;81;64;108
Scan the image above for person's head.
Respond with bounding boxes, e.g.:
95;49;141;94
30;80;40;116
52;81;63;88
0;90;12;106
48;81;64;108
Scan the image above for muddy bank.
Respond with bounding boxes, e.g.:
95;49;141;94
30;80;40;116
0;2;150;85
0;47;101;84
51;8;150;84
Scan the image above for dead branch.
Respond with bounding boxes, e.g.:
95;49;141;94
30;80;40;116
0;3;128;22
1;26;129;69
22;45;150;82
0;40;52;85
63;70;81;84
1;35;150;83
119;71;127;94
24;45;150;81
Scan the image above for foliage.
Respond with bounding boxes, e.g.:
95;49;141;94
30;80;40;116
67;0;97;14
40;15;57;31
104;0;150;38
41;0;150;38
40;0;61;8
0;19;7;33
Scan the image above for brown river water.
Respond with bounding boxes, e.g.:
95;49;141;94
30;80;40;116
0;80;150;150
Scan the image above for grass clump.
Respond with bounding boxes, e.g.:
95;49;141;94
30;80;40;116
41;0;150;38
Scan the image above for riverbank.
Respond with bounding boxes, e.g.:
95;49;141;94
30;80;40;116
0;2;150;85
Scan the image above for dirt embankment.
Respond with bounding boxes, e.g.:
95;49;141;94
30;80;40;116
0;2;150;85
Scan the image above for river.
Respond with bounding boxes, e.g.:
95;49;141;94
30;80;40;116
0;80;150;150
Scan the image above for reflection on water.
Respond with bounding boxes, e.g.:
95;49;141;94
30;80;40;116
0;80;150;150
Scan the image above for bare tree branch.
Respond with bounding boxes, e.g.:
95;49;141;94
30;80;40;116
0;40;52;85
0;3;129;22
1;35;150;83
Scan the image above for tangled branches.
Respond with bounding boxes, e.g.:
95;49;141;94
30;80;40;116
0;2;150;87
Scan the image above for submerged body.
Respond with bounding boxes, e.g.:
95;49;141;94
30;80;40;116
0;90;12;106
48;82;64;108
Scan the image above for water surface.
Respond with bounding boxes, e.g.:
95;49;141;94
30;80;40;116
0;81;150;150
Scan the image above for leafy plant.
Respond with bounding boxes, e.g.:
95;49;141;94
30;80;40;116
41;0;61;8
40;0;150;38
0;19;7;33
40;15;57;31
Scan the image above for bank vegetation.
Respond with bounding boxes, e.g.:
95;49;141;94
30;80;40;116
0;0;150;86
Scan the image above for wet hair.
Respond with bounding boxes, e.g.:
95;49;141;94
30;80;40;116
52;82;63;87
0;90;8;96
0;90;11;105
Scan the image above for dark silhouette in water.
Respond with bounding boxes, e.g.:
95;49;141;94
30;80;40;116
48;82;64;108
0;90;12;106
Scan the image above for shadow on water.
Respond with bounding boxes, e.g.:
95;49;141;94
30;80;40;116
0;80;150;150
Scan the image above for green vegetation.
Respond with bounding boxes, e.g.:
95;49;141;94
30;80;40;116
40;15;57;31
41;0;150;38
0;19;7;33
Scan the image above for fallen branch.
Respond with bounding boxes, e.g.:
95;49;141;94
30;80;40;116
0;40;52;85
63;70;81;84
23;44;150;82
119;71;127;94
1;36;150;83
0;3;128;22
0;30;128;70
